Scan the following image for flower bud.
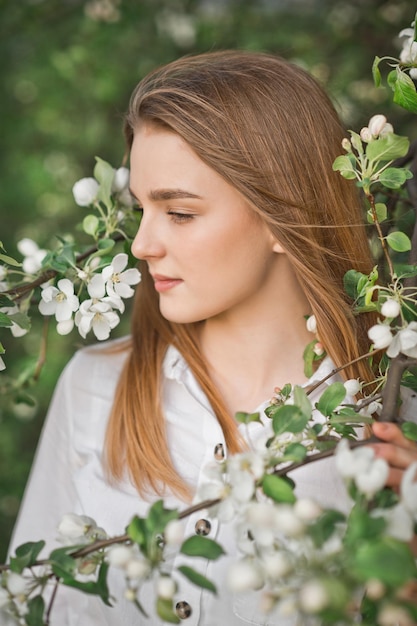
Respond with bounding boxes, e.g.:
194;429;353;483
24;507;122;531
156;575;176;600
112;167;130;192
368;114;388;137
341;138;351;152
313;342;324;356
378;603;414;626
227;560;264;592
7;573;28;596
360;127;373;143
294;498;322;522
126;558;150;581
262;552;292;579
72;177;99;207
124;588;137;602
164;519;184;546
368;324;393;349
381;298;400;319
298;580;329;613
365;579;385;600
343;378;361;396
107;545;134;568
306;315;317;333
58;513;96;539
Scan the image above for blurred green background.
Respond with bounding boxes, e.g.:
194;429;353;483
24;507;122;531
1;0;416;561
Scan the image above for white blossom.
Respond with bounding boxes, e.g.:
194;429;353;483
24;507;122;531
355;457;389;499
368;323;393;349
125;558;150;581
387;322;417;359
7;573;29;597
74;298;120;340
306;314;317;333
58;513;98;540
101;253;141;299
401;461;417;516
294;498;322;522
335;440;389;499
72;177;99;206
360;115;394;143
0;356;5;371
399;26;417;79
111;167;130;192
227;560;263;592
381;298;401;319
39;278;79;322
107;545;135;568
273;505;306;538
343;378;361;397
164;519;184;546
156;576;176;600
298;579;329;613
0;587;9;608
261;552;292;580
379;502;414;542
17;238;47;275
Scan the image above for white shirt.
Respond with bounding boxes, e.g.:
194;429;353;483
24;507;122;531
7;338;392;625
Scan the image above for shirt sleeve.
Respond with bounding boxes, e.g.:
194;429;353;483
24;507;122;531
7;354;83;559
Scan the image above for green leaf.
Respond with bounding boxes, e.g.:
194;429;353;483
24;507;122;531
97;238;115;252
156;597;180;624
235;411;262;424
9;312;31;331
0;252;21;267
392;68;417;114
293;385;312;419
58;562;111;606
280;442;307;463
25;595;45;626
316;382;346;417
386;231;412;252
367;202;387;224
378;167;413;189
352;538;417;587
146;500;178;536
303;339;317;378
329;407;372;425
332;154;357;179
308;510;346;548
0;311;13;327
366;133;409;162
0;295;14;308
272;405;309;436
127;516;147;549
372;56;382;87
180;535;225;560
10;540;45;574
402;420;417;442
94;157;115;207
83;214;100;237
262;474;296;503
178;565;217;593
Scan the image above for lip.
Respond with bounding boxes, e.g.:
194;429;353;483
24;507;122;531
151;274;183;293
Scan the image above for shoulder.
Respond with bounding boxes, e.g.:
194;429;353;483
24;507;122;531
58;336;132;402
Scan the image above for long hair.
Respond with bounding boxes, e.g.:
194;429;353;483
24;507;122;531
106;50;376;500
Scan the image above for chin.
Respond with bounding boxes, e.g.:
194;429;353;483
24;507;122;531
159;306;207;325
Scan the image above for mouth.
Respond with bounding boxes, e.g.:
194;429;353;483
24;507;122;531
151;274;183;293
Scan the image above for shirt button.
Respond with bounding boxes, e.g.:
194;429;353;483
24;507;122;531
195;518;211;536
214;443;225;461
175;601;192;619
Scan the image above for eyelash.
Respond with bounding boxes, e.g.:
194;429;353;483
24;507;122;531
133;206;194;224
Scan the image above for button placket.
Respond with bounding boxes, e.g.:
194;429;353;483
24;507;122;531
175;600;192;619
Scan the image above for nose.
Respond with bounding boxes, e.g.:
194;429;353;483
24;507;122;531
131;211;165;260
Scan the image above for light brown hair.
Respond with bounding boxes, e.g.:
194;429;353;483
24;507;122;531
106;50;376;500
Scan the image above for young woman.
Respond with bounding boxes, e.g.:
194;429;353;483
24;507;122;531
8;51;417;625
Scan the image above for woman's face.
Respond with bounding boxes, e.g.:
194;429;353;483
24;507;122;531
130;123;283;324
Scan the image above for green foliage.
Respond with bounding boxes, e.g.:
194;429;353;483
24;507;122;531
180;535;225;560
262;474;296;503
178;565;217;594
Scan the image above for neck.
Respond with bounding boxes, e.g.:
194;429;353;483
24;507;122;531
198;258;313;415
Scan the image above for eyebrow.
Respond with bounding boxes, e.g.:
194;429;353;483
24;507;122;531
129;188;203;202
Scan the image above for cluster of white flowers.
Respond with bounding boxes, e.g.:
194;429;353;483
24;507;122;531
0;571;31;623
335;439;389;499
38;252;141;339
359;114;394;143
399;22;417;79
367;296;417;360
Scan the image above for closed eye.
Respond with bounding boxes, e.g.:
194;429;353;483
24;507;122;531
167;211;195;224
